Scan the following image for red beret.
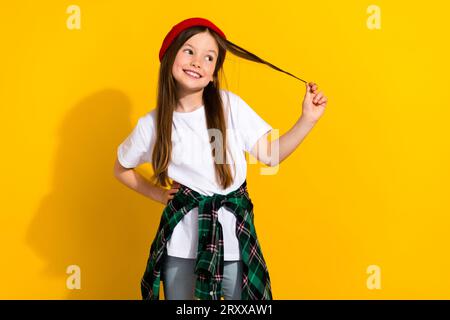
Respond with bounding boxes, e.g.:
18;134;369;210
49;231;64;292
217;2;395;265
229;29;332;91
159;17;227;62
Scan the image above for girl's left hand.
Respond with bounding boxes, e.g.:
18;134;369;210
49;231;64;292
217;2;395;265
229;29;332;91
301;82;328;123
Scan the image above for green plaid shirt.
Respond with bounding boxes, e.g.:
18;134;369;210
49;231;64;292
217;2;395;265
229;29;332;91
140;179;273;300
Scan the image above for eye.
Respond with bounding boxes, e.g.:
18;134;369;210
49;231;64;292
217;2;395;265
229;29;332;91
183;49;214;62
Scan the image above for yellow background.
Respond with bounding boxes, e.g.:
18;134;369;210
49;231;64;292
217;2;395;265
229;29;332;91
1;0;449;299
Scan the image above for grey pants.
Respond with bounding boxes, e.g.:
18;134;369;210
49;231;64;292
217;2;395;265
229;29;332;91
161;255;243;300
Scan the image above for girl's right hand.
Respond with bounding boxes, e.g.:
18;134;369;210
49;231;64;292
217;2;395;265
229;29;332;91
157;180;181;205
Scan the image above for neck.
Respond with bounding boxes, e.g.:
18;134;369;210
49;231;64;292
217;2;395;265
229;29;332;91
175;88;204;112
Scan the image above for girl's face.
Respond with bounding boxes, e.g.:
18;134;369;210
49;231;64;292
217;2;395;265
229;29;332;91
172;31;219;93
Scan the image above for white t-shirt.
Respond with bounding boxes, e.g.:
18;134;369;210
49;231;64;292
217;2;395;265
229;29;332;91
117;89;272;261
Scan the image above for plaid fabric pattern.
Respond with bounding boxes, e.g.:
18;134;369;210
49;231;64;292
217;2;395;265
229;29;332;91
140;179;273;300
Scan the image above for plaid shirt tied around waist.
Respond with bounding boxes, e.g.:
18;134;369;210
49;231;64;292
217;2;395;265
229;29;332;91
140;179;273;300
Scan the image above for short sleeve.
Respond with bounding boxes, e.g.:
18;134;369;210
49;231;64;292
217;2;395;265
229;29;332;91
117;113;154;168
233;93;273;153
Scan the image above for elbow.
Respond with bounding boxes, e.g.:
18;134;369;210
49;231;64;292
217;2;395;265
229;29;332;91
113;166;122;181
113;159;121;178
266;141;278;167
268;159;279;167
267;151;280;167
113;169;121;181
114;158;131;180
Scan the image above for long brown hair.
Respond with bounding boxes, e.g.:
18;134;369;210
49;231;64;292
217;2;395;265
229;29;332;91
150;26;306;189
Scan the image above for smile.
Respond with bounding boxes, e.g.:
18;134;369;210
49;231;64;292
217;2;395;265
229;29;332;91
183;70;202;79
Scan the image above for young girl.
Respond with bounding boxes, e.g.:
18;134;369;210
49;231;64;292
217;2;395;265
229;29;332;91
114;17;328;300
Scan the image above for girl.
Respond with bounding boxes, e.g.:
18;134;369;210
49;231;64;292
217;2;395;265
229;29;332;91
114;17;328;300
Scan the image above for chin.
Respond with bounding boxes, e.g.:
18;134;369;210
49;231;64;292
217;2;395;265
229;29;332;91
176;77;208;90
176;82;206;93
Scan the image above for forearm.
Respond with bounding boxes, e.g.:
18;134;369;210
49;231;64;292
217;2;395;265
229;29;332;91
115;168;163;203
271;116;317;166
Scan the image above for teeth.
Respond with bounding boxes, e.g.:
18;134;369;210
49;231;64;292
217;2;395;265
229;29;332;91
184;70;200;78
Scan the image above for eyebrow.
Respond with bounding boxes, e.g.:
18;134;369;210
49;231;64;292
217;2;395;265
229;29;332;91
184;43;217;56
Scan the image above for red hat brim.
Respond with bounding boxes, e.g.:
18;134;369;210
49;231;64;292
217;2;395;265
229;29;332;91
159;17;227;62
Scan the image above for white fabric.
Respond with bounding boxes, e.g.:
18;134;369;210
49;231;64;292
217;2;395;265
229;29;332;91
117;89;272;261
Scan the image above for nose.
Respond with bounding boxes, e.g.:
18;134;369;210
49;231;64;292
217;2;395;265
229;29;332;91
190;61;200;69
190;57;201;68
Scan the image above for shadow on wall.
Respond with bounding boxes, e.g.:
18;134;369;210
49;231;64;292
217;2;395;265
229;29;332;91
26;89;165;299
